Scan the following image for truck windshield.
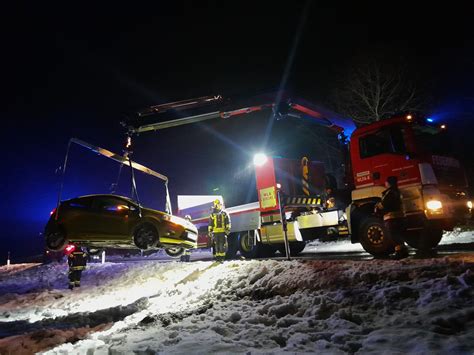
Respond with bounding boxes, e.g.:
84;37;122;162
412;124;452;155
412;124;466;188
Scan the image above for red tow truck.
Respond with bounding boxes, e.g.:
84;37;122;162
126;94;472;258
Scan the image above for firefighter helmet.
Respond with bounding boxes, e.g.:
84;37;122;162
213;199;222;210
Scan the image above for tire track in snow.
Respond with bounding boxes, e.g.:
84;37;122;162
0;297;150;339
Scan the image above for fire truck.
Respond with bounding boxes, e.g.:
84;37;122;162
125;94;472;258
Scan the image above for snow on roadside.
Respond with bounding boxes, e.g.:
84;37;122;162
304;229;474;254
440;229;474;245
0;254;473;354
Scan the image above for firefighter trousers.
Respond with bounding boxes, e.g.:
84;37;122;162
384;218;405;246
68;269;83;287
214;233;227;261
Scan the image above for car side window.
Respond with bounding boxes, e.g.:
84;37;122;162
93;197;130;213
65;198;93;209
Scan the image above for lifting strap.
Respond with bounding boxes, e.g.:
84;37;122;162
56;138;172;218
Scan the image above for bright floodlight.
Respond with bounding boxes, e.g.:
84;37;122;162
253;153;268;166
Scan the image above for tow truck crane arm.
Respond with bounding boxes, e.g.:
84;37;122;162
124;94;356;137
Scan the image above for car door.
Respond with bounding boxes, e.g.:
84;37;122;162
87;196;133;241
61;197;95;238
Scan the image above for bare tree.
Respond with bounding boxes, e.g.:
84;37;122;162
332;59;424;124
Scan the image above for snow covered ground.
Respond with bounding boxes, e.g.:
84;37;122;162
304;229;474;254
0;250;473;354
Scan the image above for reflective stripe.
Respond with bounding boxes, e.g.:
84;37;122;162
210;211;230;233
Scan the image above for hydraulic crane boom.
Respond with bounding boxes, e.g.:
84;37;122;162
124;94;356;137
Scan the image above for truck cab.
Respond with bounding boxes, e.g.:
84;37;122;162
349;114;471;254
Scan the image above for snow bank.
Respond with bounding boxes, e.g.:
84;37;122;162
0;255;473;354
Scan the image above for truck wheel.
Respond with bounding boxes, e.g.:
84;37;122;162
259;244;276;258
277;242;306;256
165;247;185;258
405;227;443;251
133;224;158;250
359;217;395;257
46;228;68;251
238;231;261;259
226;233;238;259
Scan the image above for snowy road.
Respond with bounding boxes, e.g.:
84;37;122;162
108;229;474;263
0;230;472;354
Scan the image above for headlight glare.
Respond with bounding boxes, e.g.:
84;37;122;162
426;200;443;211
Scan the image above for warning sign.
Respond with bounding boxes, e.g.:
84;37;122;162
259;186;277;209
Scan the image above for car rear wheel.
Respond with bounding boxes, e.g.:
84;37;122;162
46;228;68;251
133;224;158;250
165;247;185;258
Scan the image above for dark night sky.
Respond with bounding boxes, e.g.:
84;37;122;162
1;2;473;260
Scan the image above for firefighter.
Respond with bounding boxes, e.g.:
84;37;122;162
375;176;409;259
67;245;88;289
208;199;231;262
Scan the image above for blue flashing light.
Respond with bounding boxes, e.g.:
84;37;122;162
426;118;434;123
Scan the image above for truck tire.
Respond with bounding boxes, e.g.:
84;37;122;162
259;244;277;258
238;230;264;259
405;227;443;251
359;216;395;257
277;242;306;256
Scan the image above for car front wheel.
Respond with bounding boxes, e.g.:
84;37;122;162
133;224;158;250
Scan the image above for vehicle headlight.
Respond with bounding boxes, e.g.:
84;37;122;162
426;200;443;211
468;201;473;209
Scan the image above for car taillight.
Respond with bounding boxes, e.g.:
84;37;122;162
50;208;57;216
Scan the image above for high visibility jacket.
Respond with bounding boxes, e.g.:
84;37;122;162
208;209;231;234
68;251;87;270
